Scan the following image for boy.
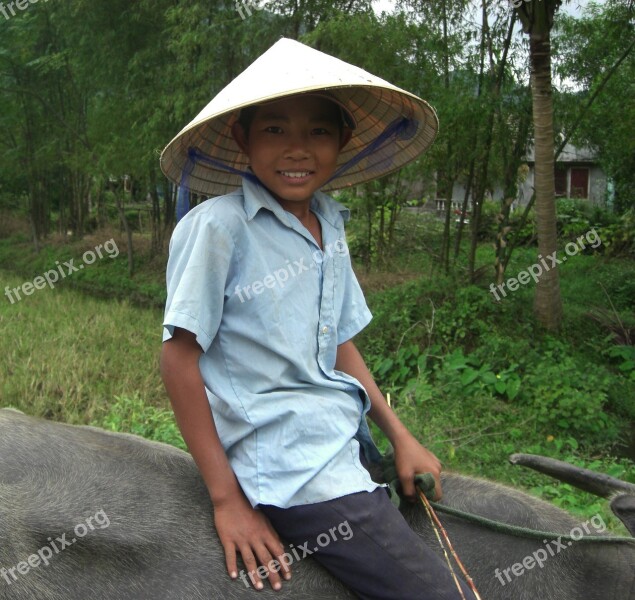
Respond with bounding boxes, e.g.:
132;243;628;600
160;38;475;599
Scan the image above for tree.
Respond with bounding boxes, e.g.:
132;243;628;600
554;1;635;212
516;0;563;331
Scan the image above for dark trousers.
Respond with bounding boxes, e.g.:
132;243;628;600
260;487;476;600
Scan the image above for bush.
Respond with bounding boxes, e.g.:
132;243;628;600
433;285;494;351
557;198;620;249
519;339;619;444
507;206;537;247
477;200;501;242
600;208;635;258
98;393;186;450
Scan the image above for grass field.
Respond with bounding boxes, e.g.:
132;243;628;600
0;269;166;422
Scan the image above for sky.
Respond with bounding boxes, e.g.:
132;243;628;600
369;0;604;90
371;0;603;18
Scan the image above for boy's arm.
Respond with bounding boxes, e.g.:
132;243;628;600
335;339;442;501
160;327;290;590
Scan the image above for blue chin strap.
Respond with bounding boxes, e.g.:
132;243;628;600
327;116;417;184
176;147;260;222
176;116;418;222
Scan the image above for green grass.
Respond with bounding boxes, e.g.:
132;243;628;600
0;269;166;423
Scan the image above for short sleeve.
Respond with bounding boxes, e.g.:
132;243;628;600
162;209;235;353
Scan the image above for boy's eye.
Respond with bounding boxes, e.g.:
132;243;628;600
264;126;283;134
312;127;331;135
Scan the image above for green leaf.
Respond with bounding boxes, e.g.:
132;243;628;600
506;377;521;400
481;371;497;385
460;368;480;386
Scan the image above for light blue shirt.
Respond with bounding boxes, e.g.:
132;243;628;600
163;177;382;508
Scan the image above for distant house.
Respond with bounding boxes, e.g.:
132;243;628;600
429;143;608;215
519;143;608;206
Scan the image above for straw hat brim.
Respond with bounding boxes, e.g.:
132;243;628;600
160;39;438;197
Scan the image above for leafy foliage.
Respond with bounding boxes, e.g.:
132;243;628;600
600;209;635;258
99;393;186;451
360;243;634;456
605;345;635;381
520;339;618;441
554;2;635;211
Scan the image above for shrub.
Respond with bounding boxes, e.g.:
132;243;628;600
600;208;635;258
507;206;537;247
98;393;186;450
476;200;501;242
433;285;493;351
519;339;619;443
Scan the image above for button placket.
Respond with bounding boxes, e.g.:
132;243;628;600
316;238;336;371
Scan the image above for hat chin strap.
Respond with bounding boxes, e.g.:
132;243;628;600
327;116;417;183
177;148;261;221
176;117;417;221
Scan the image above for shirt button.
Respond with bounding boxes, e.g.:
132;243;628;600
322;326;329;334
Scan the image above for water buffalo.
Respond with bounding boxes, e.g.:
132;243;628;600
0;408;633;600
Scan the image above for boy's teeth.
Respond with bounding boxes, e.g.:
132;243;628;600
281;171;310;178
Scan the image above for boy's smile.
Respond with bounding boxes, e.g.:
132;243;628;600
231;95;352;216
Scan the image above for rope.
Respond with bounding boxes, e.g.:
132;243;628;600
414;475;633;600
382;459;635;545
419;490;483;600
426;501;635;544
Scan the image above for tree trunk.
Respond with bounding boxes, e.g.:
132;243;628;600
150;168;163;254
453;168;473;263
163;182;176;245
495;106;531;284
116;193;134;276
439;172;454;273
530;32;562;330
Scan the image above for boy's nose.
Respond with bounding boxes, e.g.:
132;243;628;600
283;133;311;160
284;149;311;162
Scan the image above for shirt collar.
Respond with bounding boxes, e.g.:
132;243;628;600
241;177;350;228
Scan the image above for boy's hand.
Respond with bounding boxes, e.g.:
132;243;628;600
214;494;291;591
333;341;442;501
392;433;443;502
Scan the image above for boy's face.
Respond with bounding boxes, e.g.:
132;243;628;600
231;95;352;206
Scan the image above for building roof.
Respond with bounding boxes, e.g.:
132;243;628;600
525;142;597;164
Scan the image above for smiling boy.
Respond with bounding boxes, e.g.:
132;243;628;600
160;39;475;599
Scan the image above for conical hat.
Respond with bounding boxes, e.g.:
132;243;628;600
160;38;438;197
